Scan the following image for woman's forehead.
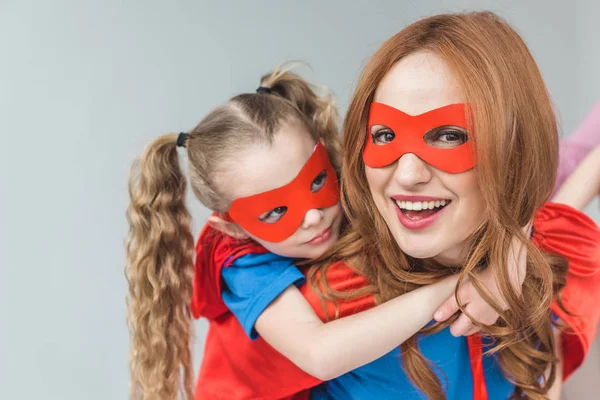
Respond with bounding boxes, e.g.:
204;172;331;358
374;51;465;116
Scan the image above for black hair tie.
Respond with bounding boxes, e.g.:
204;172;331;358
256;86;272;94
176;132;189;148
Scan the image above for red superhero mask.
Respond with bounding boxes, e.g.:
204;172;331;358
228;142;339;243
363;102;476;173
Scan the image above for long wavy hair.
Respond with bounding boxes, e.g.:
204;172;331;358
309;12;568;399
125;65;342;399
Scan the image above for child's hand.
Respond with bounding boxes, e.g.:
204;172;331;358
433;226;530;336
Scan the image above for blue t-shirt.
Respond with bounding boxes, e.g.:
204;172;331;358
221;252;305;339
310;331;514;400
309;227;537;399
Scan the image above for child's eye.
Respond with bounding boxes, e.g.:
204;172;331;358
310;171;328;193
258;206;288;224
423;126;469;148
370;126;395;145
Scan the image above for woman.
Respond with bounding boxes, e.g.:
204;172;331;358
191;11;600;400
300;11;600;399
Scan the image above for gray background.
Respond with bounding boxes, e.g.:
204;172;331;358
1;1;598;399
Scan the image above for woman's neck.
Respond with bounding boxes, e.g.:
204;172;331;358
432;243;470;267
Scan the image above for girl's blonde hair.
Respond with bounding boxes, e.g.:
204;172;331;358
125;64;341;399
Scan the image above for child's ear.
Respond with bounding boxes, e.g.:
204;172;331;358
207;215;249;240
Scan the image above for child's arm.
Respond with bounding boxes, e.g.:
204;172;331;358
552;145;600;211
254;274;458;381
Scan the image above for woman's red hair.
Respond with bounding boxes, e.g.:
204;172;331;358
309;11;567;399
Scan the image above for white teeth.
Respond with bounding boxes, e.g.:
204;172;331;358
395;199;450;211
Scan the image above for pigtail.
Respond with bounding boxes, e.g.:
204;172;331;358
260;64;343;171
125;133;195;399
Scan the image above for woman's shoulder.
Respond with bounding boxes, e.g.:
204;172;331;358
534;202;600;379
533;202;600;261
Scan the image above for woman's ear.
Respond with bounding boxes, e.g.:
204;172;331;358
207;215;249;240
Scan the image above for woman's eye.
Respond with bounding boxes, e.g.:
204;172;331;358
310;171;328;193
258;206;288;224
423;126;469;148
438;131;465;143
371;127;396;145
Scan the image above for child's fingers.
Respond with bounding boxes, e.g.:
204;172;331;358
450;301;500;336
463;326;480;337
468;302;500;326
434;296;458;322
434;279;471;321
449;313;474;337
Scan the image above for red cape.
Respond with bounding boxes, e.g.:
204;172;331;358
536;203;600;380
191;217;318;400
193;204;600;399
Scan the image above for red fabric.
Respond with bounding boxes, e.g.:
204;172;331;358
467;334;489;400
195;314;319;399
192;221;321;399
297;262;374;320
227;143;339;243
533;202;600;380
364;103;475;173
191;216;269;321
194;203;600;398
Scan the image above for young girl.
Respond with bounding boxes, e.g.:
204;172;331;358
125;67;526;399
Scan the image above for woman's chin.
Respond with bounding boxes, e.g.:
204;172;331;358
402;241;466;266
395;237;441;260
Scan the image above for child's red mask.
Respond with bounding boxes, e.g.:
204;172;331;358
228;142;339;243
363;102;476;173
